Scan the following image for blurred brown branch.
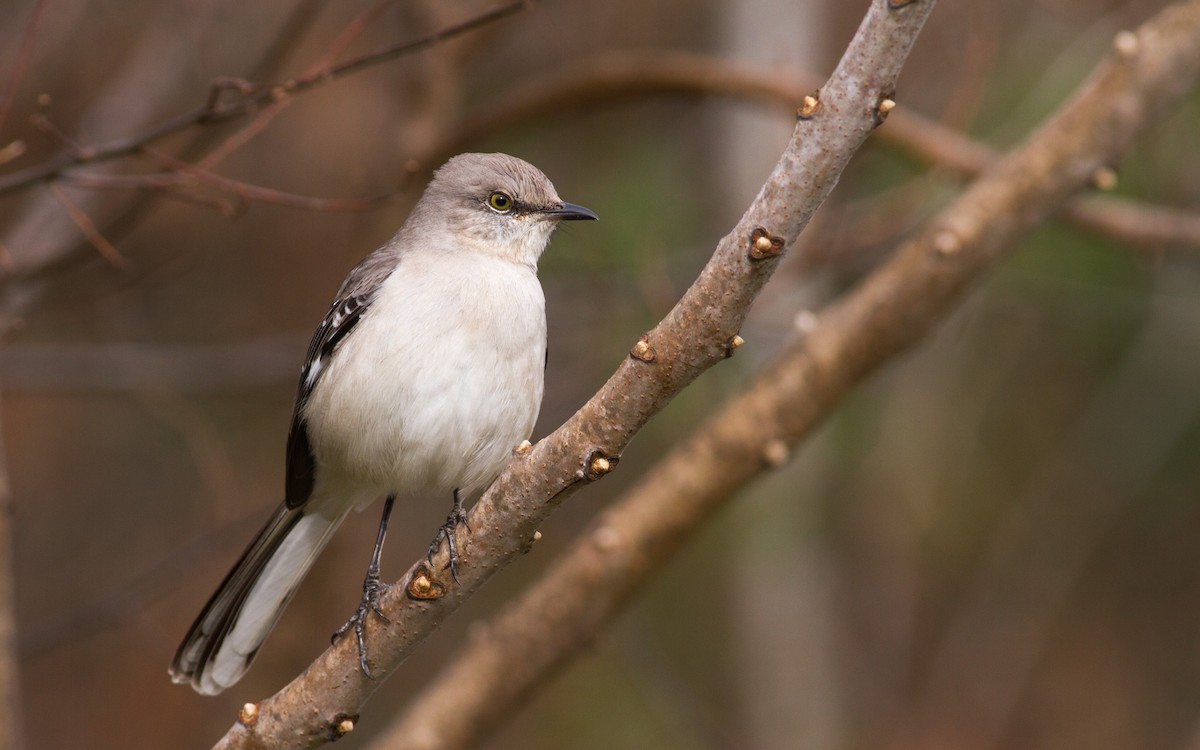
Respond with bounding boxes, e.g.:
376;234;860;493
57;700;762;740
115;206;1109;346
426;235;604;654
0;4;323;336
415;48;1200;253
0;402;18;750
0;0;529;197
194;0;396;171
0;0;48;139
0;1;521;340
363;3;1200;749
8;1;399;221
210;1;937;748
1065;194;1200;255
144;149;387;213
45;183;129;269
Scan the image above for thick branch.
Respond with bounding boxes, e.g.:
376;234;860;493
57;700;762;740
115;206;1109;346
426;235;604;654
211;2;937;748
365;3;1200;748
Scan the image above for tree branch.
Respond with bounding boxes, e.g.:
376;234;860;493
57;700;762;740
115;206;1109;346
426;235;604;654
0;400;20;750
362;3;1200;748
0;0;530;197
0;0;49;138
144;149;388;213
193;0;397;172
0;2;348;335
412;48;1200;253
210;1;937;748
44;183;129;269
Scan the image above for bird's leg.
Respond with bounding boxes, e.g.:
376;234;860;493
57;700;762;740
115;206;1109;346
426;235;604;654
426;488;471;582
333;494;395;678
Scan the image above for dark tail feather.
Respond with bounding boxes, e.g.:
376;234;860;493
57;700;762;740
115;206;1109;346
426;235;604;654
169;503;343;695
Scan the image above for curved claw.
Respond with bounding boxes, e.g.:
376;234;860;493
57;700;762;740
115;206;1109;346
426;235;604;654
332;572;391;678
426;493;471;583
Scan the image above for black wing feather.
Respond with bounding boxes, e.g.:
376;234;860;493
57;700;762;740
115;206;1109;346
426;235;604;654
284;294;370;509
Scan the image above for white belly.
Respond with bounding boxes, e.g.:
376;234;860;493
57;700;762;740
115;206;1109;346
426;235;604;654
302;252;546;503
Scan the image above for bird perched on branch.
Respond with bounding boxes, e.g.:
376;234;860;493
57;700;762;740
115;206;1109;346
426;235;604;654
169;152;597;695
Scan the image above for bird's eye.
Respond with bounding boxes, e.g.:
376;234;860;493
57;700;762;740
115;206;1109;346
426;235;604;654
487;191;513;212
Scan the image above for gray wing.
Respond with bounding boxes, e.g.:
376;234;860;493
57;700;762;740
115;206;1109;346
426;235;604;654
283;249;399;509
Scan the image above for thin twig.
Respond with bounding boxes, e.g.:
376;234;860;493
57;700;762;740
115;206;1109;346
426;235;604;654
197;0;396;170
0;0;49;136
145;149;388;212
58;170;245;217
50;154;387;214
0;0;531;196
300;0;529;86
45;183;130;269
45;0;399;218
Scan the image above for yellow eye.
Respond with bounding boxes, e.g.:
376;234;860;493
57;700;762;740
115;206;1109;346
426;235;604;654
487;191;513;212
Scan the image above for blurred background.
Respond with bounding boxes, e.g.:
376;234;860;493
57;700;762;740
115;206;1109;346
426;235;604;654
2;0;1200;748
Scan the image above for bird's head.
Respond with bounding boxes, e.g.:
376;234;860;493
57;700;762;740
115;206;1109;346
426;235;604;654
410;152;598;267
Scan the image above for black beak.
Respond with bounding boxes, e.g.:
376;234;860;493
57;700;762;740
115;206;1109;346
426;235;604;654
544;201;599;221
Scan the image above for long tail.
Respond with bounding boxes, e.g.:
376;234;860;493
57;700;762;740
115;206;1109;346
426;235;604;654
169;503;346;695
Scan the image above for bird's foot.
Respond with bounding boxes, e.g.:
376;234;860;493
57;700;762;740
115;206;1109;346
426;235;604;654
426;500;471;583
332;569;391;678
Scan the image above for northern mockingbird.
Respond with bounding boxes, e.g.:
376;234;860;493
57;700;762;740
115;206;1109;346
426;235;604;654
169;152;597;695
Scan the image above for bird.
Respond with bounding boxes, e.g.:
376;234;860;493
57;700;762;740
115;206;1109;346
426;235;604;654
169;152;598;695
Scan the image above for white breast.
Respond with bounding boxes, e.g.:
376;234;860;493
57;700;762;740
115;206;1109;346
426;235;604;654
302;250;546;503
